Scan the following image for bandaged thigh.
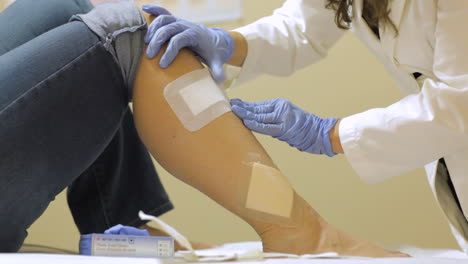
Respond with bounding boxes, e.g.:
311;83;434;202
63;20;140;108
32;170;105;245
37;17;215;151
163;68;295;222
163;68;231;131
163;70;295;224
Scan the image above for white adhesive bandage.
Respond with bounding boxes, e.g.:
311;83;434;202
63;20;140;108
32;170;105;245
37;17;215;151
164;68;231;132
246;163;294;218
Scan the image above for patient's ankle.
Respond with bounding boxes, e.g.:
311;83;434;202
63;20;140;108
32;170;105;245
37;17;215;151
244;193;409;257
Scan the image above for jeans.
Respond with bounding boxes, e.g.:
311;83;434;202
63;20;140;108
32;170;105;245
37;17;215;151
0;0;173;252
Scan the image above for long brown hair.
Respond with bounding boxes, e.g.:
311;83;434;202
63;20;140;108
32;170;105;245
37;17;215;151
325;0;397;34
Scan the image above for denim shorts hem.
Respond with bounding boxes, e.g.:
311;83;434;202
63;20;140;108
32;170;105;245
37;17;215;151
71;1;146;100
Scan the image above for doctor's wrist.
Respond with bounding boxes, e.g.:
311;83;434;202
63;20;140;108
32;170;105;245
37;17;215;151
329;119;344;154
226;31;248;67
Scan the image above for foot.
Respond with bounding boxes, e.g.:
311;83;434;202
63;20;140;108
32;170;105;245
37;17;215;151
142;224;214;251
250;194;409;258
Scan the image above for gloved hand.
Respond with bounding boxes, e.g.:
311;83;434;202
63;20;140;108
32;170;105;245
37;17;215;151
142;5;235;82
104;224;150;236
231;98;339;157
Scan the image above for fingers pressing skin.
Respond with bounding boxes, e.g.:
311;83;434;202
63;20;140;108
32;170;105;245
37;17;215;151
231;99;285;136
142;5;172;16
231;98;278;113
232;105;278;124
145;15;177;43
244;119;283;136
209;60;225;83
147;22;189;60
161;30;194;68
143;5;177;59
141;4;232;82
231;99;277;115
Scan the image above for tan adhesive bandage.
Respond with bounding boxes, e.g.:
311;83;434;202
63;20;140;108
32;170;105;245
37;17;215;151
242;152;262;166
164;68;231;132
245;163;294;218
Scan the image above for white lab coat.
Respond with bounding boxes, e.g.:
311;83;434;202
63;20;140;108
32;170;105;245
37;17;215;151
229;0;468;252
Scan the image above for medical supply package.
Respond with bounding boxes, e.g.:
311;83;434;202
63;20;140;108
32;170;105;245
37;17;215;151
79;234;174;258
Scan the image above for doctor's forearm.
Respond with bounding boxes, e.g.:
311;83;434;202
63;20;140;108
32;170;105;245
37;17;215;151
329;120;344;154
227;31;248;67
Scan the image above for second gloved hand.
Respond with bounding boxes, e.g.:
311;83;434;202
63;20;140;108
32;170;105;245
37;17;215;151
105;224;150;236
142;5;234;82
231;98;339;157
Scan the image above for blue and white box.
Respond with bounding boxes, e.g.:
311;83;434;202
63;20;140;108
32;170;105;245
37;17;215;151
80;234;174;258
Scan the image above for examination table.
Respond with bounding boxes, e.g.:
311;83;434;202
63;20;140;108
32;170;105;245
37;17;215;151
4;241;468;264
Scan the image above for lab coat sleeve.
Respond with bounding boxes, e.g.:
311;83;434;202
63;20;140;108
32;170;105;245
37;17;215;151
229;0;346;85
339;1;468;183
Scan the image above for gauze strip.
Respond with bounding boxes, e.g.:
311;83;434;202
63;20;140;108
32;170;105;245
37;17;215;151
139;211;197;261
164;68;231;131
246;163;294;218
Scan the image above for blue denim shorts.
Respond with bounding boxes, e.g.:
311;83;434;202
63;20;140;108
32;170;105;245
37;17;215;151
71;1;146;99
0;0;173;252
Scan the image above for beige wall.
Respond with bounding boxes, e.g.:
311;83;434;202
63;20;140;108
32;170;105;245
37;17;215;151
0;0;12;10
14;0;459;252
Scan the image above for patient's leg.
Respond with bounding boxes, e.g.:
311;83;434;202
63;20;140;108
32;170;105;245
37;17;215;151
132;13;407;258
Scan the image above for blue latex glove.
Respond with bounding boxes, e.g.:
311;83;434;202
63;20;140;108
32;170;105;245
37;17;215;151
231;98;339;157
104;224;150;236
142;5;234;82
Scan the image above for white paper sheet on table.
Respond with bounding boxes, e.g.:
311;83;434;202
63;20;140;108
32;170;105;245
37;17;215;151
176;241;339;262
141;211;468;263
208;242;468;262
3;242;468;264
0;254;165;264
2;249;468;264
